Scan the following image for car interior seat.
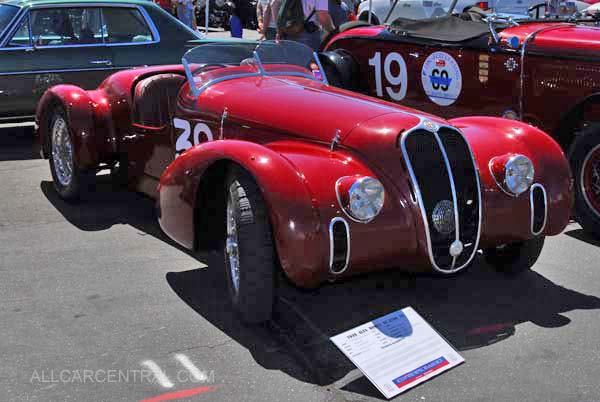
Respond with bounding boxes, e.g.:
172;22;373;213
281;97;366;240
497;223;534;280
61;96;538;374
133;74;186;128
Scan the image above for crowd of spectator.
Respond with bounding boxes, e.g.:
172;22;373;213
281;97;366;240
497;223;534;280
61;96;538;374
153;0;354;49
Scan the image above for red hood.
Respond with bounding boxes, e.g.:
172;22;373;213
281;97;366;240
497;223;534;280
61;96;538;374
193;74;444;145
500;22;600;57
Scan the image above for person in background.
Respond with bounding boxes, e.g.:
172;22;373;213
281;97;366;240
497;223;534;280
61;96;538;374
230;0;244;37
174;0;195;27
277;0;334;50
328;0;349;28
155;0;174;14
258;0;278;39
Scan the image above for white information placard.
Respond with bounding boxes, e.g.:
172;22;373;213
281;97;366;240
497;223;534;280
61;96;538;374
330;307;464;399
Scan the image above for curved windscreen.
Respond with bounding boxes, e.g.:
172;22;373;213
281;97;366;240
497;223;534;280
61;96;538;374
384;0;556;22
181;40;326;97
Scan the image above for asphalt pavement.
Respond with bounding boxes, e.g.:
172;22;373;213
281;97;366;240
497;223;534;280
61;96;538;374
1;125;600;402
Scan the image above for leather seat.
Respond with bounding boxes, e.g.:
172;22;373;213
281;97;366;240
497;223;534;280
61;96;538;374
133;74;185;127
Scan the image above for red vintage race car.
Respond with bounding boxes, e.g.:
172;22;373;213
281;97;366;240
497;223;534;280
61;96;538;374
322;0;600;236
36;41;571;323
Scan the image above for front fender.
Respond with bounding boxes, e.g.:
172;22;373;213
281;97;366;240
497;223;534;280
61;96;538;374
158;140;327;287
159;139;421;287
36;85;108;169
451;116;573;242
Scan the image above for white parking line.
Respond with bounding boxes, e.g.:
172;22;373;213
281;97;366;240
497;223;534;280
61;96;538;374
174;353;208;382
141;360;174;388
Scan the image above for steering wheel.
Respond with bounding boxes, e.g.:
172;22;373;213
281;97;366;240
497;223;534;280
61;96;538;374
192;63;228;75
528;2;546;19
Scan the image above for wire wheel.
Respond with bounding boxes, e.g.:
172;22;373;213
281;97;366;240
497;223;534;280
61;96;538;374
51;115;74;187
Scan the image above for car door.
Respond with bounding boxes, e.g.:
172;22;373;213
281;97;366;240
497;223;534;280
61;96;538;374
0;6;113;120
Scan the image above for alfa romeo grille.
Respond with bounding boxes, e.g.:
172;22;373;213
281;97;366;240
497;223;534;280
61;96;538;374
401;126;481;272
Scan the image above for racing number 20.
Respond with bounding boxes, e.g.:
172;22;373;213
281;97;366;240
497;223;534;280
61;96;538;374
173;118;214;157
368;52;408;101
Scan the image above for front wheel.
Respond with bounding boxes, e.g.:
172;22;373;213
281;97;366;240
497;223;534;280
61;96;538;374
48;107;94;201
483;236;545;274
570;124;600;237
224;167;276;324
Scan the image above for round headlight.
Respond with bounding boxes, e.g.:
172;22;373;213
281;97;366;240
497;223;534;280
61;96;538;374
348;177;385;221
504;154;535;195
337;176;385;222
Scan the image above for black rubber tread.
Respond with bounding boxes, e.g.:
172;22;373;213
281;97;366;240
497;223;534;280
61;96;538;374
483;236;545;274
224;166;276;324
569;123;600;238
48;106;94;202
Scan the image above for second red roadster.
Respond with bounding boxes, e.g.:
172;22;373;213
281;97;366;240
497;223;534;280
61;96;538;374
36;41;572;323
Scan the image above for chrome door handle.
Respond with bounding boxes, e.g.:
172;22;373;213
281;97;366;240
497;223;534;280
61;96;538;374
90;60;112;66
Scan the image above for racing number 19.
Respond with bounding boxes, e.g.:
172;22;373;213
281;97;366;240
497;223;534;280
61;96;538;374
368;52;408;101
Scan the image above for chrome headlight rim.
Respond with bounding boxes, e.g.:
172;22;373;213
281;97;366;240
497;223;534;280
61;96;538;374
504;154;535;196
335;176;386;223
489;153;535;197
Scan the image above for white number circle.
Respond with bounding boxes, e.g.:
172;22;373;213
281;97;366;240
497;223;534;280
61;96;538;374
421;51;462;107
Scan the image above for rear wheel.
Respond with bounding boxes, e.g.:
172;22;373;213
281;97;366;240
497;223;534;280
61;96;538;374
224;167;276;324
483;237;545;274
570;124;600;237
48;107;94;201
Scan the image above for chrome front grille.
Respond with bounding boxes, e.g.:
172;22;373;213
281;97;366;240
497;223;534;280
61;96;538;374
400;122;482;273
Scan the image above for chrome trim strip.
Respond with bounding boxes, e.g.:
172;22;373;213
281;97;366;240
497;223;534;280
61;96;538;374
530;183;548;236
0;66;133;76
0;114;35;122
334;176;381;224
519;24;571;120
399;120;482;274
431;130;461;270
194;72;261;98
329;217;351;275
487;154;533;198
488;158;517;197
312;50;329;85
580;143;600;219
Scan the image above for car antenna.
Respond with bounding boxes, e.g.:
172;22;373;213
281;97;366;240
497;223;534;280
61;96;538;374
330;129;341;152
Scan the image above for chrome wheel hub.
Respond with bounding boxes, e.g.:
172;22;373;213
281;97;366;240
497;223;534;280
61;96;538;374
51;116;73;186
226;185;240;294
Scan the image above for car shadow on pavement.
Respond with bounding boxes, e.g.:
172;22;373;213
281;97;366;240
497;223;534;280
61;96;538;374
166;255;600;398
564;228;600;247
40;175;600;399
39;177;194;255
0;125;39;161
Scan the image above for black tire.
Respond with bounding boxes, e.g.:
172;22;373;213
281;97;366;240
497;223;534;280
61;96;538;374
483;236;545;274
48;106;94;201
224;166;276;323
569;124;600;237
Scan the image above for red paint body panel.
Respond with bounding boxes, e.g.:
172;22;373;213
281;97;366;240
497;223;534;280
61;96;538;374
36;60;572;287
499;23;600;57
451;117;573;243
325;21;600;139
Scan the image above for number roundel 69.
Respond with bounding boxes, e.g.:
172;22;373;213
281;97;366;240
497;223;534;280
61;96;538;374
173;118;214;157
368;51;408;101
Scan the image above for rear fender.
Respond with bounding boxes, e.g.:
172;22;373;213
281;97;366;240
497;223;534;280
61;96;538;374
451;116;573;240
36;85;111;169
